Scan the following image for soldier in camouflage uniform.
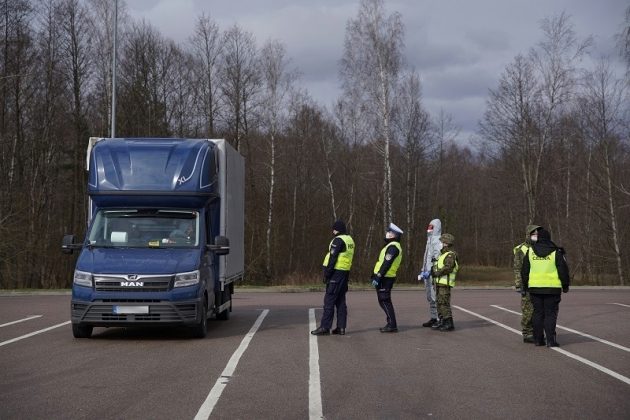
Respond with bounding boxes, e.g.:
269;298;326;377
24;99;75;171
431;233;459;332
513;224;541;343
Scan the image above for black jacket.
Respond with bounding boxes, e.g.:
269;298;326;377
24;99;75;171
521;239;570;294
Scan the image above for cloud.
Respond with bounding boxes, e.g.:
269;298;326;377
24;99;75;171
125;0;629;148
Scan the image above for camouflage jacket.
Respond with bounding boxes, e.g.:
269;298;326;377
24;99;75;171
512;242;530;289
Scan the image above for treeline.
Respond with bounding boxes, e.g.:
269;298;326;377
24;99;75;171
1;0;629;288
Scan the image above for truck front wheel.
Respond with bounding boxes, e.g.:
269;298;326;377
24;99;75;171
191;300;208;338
72;323;93;338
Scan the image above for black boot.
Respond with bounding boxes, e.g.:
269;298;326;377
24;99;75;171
331;327;345;335
439;318;454;332
422;318;438;327
380;325;398;333
546;333;559;347
431;319;443;330
311;327;329;336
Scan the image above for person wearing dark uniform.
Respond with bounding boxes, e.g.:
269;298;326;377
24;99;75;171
521;228;570;347
311;220;355;336
371;223;403;333
431;233;458;332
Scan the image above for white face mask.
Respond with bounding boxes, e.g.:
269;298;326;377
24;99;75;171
439;242;444;250
530;234;538;242
427;224;434;234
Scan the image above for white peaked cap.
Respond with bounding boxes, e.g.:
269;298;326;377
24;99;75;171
388;222;403;235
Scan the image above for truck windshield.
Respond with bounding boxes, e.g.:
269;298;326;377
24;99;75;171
87;209;199;248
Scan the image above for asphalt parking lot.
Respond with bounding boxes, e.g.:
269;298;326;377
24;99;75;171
1;288;629;419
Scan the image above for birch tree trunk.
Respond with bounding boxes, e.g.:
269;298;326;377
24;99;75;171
260;40;296;277
340;0;403;228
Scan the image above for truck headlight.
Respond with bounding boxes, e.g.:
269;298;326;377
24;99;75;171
73;270;93;287
174;270;199;288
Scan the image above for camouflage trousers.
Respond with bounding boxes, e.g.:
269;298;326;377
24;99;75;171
436;285;452;319
521;294;533;336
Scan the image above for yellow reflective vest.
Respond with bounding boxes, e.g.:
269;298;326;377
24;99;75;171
527;250;561;288
322;235;355;271
373;242;402;277
435;251;459;287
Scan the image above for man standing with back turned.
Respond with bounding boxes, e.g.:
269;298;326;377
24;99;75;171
513;224;541;343
522;228;570;347
312;220;355;336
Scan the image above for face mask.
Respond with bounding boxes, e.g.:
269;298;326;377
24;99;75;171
530;234;538;242
427;224;434;234
439;242;444;250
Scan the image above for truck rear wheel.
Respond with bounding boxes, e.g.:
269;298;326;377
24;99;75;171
72;323;93;338
191;300;208;338
216;288;231;320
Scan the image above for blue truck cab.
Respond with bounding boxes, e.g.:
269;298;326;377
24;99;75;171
62;138;244;338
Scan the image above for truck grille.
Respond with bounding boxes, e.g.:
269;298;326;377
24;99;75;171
74;303;198;323
94;274;172;292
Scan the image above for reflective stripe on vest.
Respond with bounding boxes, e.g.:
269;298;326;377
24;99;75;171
322;235;355;271
373;242;402;277
527;250;561;288
435;251;458;287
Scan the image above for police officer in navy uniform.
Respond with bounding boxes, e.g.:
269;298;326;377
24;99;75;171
371;223;403;333
311;220;355;336
521;228;570;347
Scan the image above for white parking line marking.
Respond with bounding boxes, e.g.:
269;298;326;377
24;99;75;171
609;303;630;308
194;309;269;420
0;315;42;328
455;305;630;386
0;321;70;347
309;308;323;420
491;305;630;353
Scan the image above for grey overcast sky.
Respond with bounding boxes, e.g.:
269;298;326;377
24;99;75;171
127;0;628;145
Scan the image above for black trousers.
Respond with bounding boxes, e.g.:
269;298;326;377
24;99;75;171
529;293;561;342
320;270;349;329
376;277;397;328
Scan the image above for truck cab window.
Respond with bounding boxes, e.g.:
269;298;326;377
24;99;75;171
88;209;199;248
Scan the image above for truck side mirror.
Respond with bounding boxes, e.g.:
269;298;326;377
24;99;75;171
62;234;82;254
207;235;230;255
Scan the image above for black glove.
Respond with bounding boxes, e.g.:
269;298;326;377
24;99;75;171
370;275;380;288
562;286;569;293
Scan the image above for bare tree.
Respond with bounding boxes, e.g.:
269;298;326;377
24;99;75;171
432;109;459;215
189;13;222;137
616;5;630;75
259;39;297;276
340;0;404;226
219;24;260;152
117;20;170;136
577;58;628;285
393;70;431;255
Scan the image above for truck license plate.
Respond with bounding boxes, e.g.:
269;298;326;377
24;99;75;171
113;305;149;314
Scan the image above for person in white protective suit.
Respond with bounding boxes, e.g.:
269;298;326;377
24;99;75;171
417;219;442;327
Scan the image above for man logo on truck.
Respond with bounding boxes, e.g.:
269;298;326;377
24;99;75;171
121;281;144;287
